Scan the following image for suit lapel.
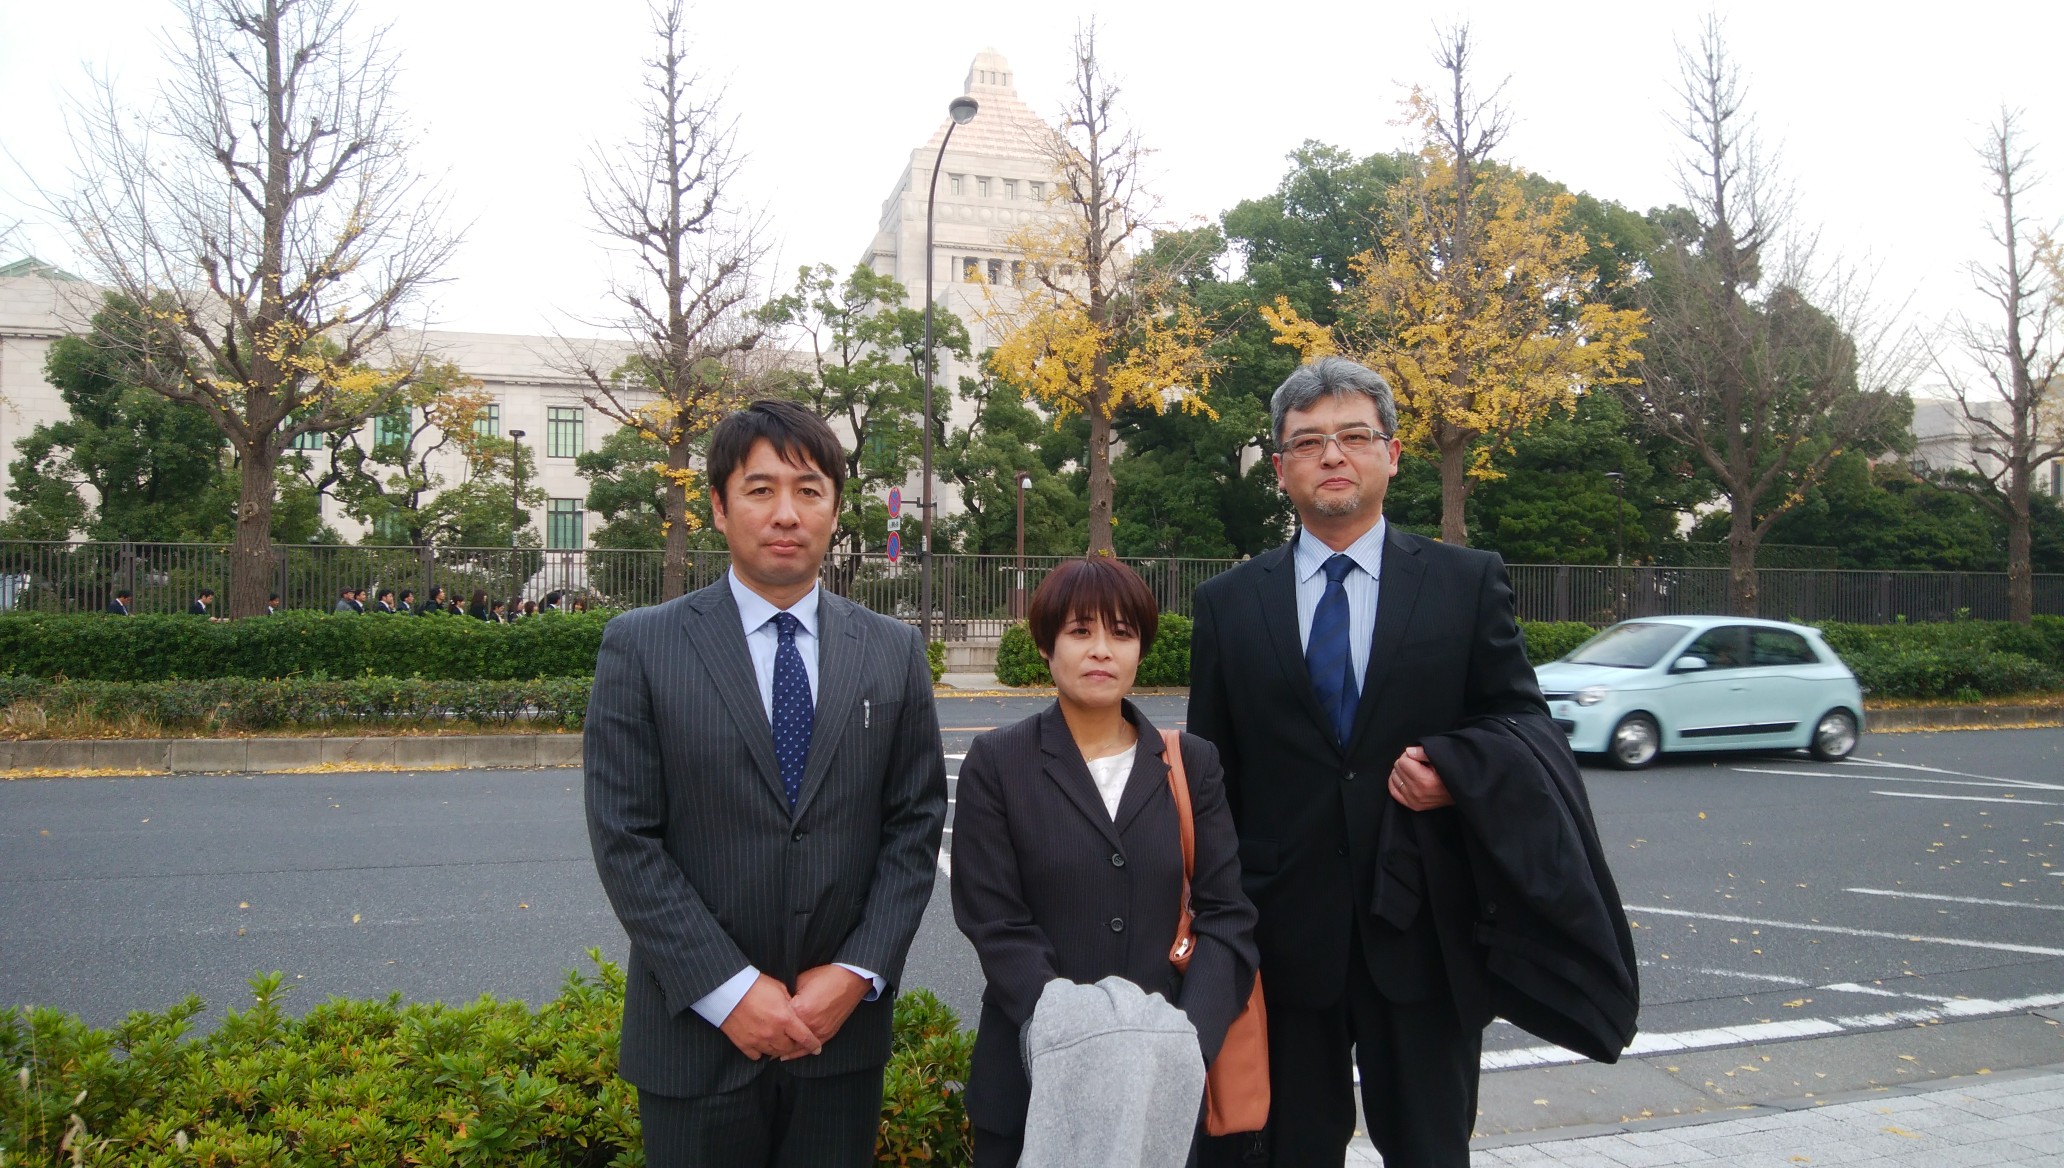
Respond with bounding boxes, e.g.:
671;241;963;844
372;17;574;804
792;595;862;818
681;584;790;813
1257;540;1339;752
1039;705;1125;850
1111;706;1169;836
1347;526;1427;754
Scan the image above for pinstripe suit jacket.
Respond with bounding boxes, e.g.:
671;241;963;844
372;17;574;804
584;579;948;1098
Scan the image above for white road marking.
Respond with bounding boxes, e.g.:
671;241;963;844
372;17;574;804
1845;887;2064;911
1623;904;2064;958
1729;766;2063;792
1838;757;2055;786
1638;963;1807;986
1817;981;1951;1002
1869;790;2063;807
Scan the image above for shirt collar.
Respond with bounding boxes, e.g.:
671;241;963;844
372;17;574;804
1295;516;1387;584
727;568;820;638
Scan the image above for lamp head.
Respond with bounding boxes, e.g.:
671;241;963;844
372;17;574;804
948;96;979;125
1017;473;1033;489
510;429;526;439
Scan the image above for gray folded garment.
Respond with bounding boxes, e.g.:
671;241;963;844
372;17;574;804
1020;976;1206;1168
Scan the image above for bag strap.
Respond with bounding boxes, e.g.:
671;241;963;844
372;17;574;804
1163;729;1195;880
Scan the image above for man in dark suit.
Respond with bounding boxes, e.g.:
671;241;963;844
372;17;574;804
1189;357;1549;1168
107;590;133;615
187;588;214;616
586;399;948;1168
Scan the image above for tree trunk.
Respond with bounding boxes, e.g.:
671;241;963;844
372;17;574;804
1727;500;1759;617
1085;406;1115;557
2007;469;2033;625
230;442;281;619
661;433;695;599
1437;429;1471;546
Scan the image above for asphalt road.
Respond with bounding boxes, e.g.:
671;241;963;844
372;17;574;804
4;699;2060;1086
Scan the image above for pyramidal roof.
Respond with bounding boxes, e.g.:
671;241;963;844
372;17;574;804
918;49;1058;160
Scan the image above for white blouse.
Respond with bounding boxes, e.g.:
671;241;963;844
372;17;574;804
1083;744;1138;821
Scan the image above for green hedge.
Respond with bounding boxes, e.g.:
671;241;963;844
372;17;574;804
998;616;1596;687
0;676;594;734
994;614;2064;701
0;954;975;1167
0;611;610;682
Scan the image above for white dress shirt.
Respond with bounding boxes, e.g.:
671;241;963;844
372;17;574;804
1084;743;1138;821
1293;517;1386;692
689;570;882;1028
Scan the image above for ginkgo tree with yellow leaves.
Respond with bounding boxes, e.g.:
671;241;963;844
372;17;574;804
1271;26;1645;547
984;24;1220;558
55;0;459;617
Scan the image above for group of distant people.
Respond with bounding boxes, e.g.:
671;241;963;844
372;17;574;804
104;586;592;619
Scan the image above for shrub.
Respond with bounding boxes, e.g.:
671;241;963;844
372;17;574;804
1519;621;1599;665
0;611;611;682
0;955;974;1167
1816;619;2064;699
0;675;594;736
996;623;1051;687
928;639;946;684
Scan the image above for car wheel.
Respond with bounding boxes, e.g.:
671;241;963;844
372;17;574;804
1608;713;1661;770
1809;709;1859;761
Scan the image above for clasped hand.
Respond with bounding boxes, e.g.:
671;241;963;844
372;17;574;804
719;966;870;1062
1387;744;1454;811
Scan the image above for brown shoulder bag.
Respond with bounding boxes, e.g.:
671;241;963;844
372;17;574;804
1164;729;1270;1136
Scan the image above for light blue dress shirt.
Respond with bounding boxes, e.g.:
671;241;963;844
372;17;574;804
688;570;882;1029
1294;517;1386;693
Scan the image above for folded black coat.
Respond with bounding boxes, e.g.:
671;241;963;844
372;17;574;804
1416;712;1640;1063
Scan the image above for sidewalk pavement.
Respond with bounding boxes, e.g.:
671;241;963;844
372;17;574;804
1342;1066;2064;1166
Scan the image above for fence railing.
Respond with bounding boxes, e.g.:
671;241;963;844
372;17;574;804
0;541;2058;631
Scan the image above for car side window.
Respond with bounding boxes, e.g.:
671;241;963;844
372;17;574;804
1682;626;1749;670
1751;629;1817;667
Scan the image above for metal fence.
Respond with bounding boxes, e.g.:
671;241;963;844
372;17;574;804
1;541;2058;631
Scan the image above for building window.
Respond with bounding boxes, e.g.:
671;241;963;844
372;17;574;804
2052;460;2062;497
474;403;501;439
1012;260;1026;287
987;259;1004;284
1029;181;1044;200
1003;180;1017;200
373;408;410;450
962;257;981;283
547;498;584;550
977;177;991;198
291;429;324;451
949;174;964;196
547;406;584;458
372;512;410;545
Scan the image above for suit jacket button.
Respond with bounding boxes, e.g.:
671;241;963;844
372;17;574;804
1111;853;1126;868
1344;770;1356;782
790;829;805;843
1109;917;1125;933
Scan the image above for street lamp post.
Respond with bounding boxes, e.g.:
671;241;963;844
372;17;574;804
1013;471;1032;617
509;429;527;605
921;94;980;644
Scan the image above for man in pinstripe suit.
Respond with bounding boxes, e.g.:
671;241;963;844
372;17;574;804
585;400;949;1167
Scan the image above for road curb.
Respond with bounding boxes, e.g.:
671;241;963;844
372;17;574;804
1867;704;2063;730
0;734;580;775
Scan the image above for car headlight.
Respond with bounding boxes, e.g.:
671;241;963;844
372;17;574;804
1576;685;1609;707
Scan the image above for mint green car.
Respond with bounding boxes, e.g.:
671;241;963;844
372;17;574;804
1535;616;1865;770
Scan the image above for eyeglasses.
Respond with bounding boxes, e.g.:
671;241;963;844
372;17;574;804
1280;425;1393;460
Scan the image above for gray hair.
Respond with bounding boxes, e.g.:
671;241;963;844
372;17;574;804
1269;356;1397;443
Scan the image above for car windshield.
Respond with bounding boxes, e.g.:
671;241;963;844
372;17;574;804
1564;622;1693;669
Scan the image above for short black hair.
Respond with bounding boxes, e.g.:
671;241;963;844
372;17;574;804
399;589;414;600
1027;558;1159;657
705;399;845;505
267;592;281;602
197;588;215;598
115;589;132;600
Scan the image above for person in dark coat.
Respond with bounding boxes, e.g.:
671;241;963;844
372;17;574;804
373;589;397;614
1188;357;1551;1167
397;589;415;614
187;588;214;616
953;557;1258;1167
107;590;133;615
265;593;282;616
468;589;491;620
420;587;448;615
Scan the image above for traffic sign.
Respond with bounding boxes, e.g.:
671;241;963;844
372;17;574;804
886;530;901;563
887;487;901;518
885;515;902;533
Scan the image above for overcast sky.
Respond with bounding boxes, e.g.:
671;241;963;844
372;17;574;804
4;1;2061;397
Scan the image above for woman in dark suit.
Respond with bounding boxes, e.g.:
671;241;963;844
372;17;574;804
951;558;1258;1167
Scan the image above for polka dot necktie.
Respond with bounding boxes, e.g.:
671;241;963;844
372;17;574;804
770;612;814;809
1307;554;1360;746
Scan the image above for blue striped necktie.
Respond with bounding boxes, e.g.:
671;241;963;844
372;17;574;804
1307;554;1359;745
770;612;814;809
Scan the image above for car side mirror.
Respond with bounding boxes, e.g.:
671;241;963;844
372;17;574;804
1672;656;1707;673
